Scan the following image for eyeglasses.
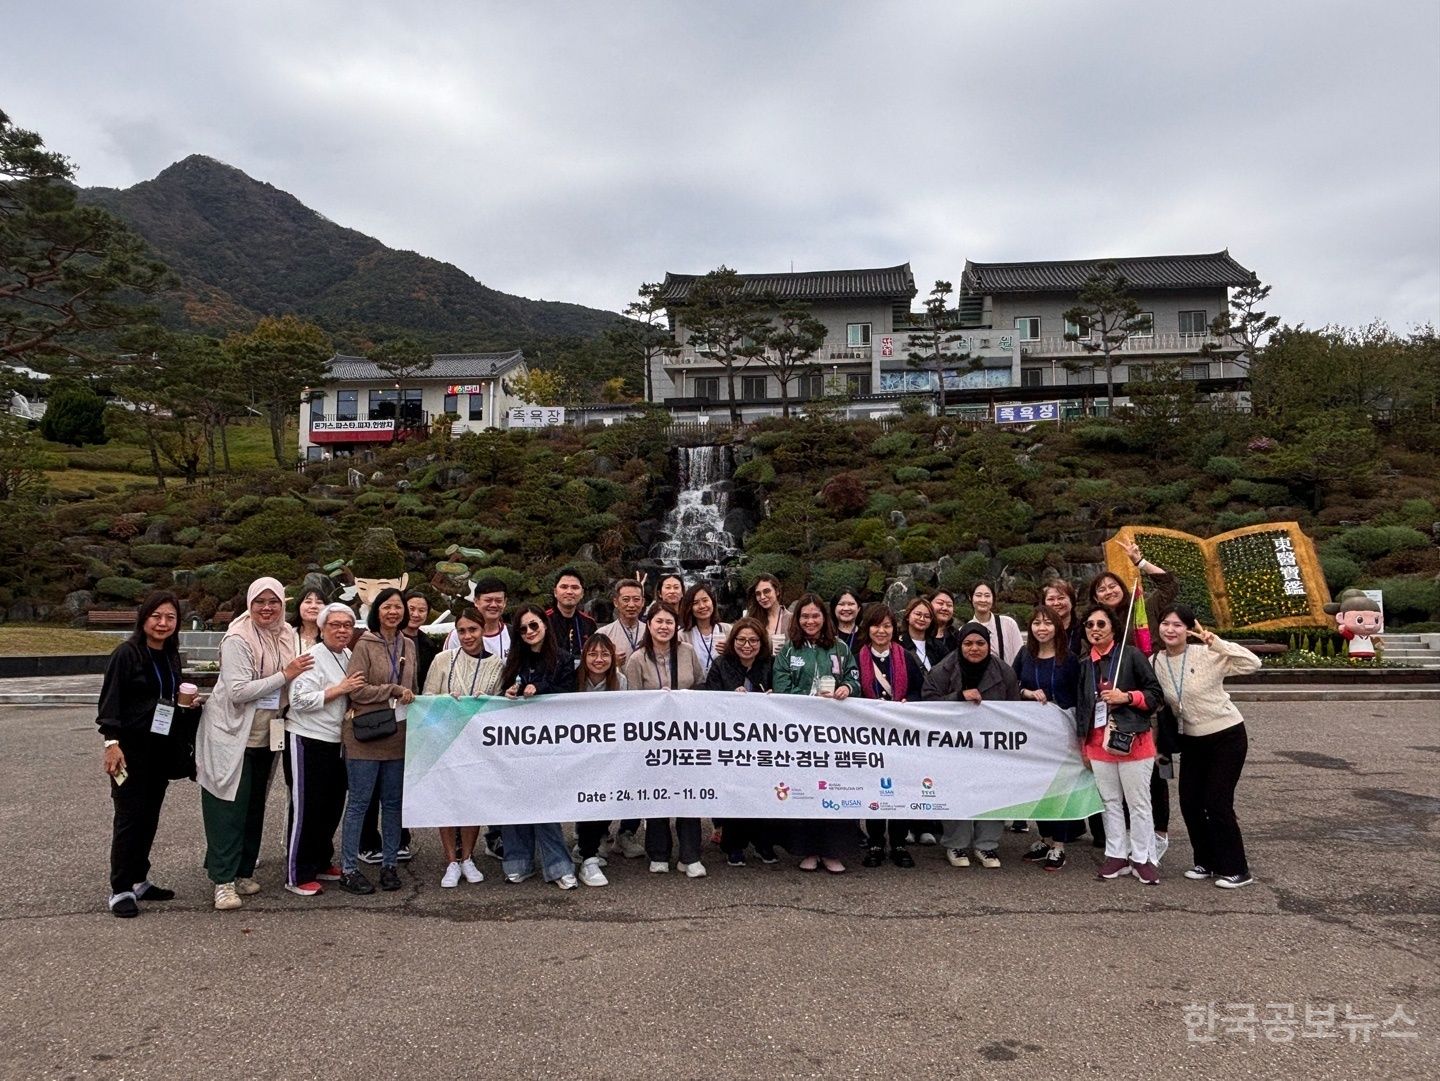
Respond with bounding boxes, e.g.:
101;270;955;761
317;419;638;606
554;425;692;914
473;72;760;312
520;622;545;633
733;636;761;645
252;599;282;609
1084;620;1110;629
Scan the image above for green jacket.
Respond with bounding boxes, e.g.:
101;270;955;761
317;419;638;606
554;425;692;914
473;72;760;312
773;640;860;696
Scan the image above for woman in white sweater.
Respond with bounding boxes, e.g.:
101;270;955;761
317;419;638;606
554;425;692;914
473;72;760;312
283;603;364;897
1152;604;1262;890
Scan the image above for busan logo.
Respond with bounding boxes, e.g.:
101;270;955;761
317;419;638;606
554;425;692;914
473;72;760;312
879;777;894;792
921;777;936;796
817;780;828;791
774;783;791;801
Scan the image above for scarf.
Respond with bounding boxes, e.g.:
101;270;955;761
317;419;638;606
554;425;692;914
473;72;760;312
223;576;298;681
956;621;991;691
859;645;908;701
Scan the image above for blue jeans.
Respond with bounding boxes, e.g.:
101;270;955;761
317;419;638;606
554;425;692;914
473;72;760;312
501;823;572;882
342;759;403;872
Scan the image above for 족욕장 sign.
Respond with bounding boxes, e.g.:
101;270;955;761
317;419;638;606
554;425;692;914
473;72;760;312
994;401;1060;425
507;406;566;428
402;690;1101;827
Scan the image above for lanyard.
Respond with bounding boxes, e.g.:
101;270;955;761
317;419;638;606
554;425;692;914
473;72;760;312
693;627;716;668
621;620;643;651
1161;647;1188;715
149;653;173;700
840;628;858;654
385;634;402;682
651;647;679;688
1093;643;1122;698
448;651;485;696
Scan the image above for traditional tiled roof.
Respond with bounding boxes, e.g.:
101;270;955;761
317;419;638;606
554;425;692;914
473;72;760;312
961;251;1254;294
325;349;525;381
660;264;916;303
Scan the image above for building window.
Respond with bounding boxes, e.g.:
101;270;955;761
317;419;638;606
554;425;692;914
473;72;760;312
1021;368;1044;388
1128;364;1152;382
1132;311;1154;337
846;373;872;396
1179;310;1208;336
443;393;458;416
846;323;872;348
469;393;484;421
741;374;767;400
368;388;398;419
1015;317;1041;341
336;389;358;421
400;388;423;424
1187;363;1210;380
1065;316;1090;339
694;376;719;400
1067;367;1094;385
800;374;826;398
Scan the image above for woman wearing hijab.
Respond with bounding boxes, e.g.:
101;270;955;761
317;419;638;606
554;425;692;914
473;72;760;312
337;587;417;895
283;602;364;897
422;605;504;889
854;603;926;868
198;577;313;911
97;591;202;917
921;621;1022;869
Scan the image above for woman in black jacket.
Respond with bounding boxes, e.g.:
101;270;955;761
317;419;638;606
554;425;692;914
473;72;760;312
701;617;778;866
1074;604;1166;885
97;591;202;917
921;622;1023;869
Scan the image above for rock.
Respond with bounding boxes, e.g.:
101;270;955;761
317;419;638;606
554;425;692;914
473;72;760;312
977;539;995;558
6;600;36;622
172;569;198;590
62;590;94;619
404;457;429;473
370;471;385;484
142;518;173;543
395;480;411;490
301;571;335;599
592;456;615;476
312;484;348;500
889;510;907;529
936;554;954;578
897;561;940;585
884;579;912;611
576;544;597;564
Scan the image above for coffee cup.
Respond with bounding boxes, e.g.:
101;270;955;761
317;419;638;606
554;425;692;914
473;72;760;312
178;682;199;707
816;675;837;696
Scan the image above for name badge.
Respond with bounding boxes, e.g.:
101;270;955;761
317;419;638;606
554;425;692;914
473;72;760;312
1093;698;1109;729
257;689;281;711
150;701;175;735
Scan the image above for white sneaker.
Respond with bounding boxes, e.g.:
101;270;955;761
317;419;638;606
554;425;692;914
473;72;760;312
918;832;938;846
440;862;463;888
649;861;670;874
460;858;485;884
556;873;579;890
946;848;970;868
683;861;707;879
235;877;261;896
617;831;646;858
579;857;609;887
1154;834;1170;865
213;882;242;911
975;849;1001;869
505;870;534;884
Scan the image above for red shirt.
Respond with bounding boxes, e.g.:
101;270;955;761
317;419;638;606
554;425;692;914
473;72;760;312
1084;641;1156;763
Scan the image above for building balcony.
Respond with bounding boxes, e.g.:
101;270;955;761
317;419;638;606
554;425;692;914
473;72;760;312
1019;332;1232;357
663;346;875;370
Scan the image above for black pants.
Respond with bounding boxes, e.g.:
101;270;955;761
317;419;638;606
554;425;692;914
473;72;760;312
109;757;170;896
576;820;610;860
1179;724;1249;876
722;818;776;856
1037;818;1086;843
865;819;909;850
790;819;852;860
645;818;702;864
362;787;411;851
283;733;347;885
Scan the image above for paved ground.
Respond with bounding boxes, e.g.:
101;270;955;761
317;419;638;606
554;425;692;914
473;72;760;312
0;701;1435;1080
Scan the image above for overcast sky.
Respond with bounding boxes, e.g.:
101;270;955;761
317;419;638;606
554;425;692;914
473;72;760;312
7;1;1439;328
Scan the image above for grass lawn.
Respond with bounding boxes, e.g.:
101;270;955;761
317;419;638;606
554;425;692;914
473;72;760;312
39;419;296;483
0;625;121;655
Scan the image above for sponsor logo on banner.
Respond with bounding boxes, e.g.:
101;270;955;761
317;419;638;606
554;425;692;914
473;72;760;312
921;777;936;795
818;779;861;792
880;777;894;792
869;801;881;811
817;780;828;790
822;798;863;811
774;783;791;801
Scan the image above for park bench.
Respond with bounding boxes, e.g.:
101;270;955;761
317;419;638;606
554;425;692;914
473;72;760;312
86;609;137;629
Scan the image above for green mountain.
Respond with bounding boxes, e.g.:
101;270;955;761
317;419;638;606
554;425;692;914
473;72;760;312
79;155;620;348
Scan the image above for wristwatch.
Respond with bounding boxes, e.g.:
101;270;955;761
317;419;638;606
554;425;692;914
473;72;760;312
104;739;119;748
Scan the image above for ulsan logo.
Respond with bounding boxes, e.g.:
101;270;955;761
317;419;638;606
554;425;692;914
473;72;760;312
921;777;936;796
774;783;791;801
879;777;894;792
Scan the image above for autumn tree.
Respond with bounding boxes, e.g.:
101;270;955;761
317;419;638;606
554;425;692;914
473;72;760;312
1063;261;1148;414
224;315;331;467
0;109;169;368
760;302;827;418
905;280;973;416
676;267;770;424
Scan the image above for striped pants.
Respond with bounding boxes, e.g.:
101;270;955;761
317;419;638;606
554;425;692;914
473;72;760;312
282;733;347;887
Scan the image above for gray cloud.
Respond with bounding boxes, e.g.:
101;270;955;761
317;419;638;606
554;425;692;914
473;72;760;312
6;0;1437;328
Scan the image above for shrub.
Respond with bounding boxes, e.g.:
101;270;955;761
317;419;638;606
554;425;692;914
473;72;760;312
899;534;939;562
733;458;776;485
388;516;442;548
353;491;387;508
41;384;109;446
740;553;802;590
1072;422;1133;452
938;553;991;593
1230;479;1292;505
1317;545;1361;592
94;576;148;602
1204;455;1244;481
1212;510;1269;531
1363;577;1440;624
865;492;899;519
998;543;1057;569
869;431;917;457
473;565;535;599
222;495;264;523
203;556;302;604
223;508;331;558
894;466;930;484
1344;526;1432;560
807;559;871;599
130;543;185;568
1397;498;1437;529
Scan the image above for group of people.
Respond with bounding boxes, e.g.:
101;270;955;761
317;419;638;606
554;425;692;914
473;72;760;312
97;542;1263;917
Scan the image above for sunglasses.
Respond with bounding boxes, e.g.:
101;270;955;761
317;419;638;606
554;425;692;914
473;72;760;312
520;622;545;633
1084;620;1111;629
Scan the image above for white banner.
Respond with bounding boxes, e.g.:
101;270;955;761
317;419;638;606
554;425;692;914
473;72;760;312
403;690;1101;827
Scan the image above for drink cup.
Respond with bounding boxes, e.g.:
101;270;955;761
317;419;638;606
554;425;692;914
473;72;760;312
178;682;199;707
816;675;837;696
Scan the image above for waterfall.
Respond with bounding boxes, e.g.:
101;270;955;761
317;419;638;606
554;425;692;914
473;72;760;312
651;446;739;578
